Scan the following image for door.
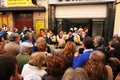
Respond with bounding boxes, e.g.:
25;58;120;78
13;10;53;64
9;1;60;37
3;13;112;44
14;11;33;31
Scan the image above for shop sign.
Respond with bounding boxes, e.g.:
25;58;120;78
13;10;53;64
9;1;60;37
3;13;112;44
49;0;115;4
6;0;34;7
35;19;44;35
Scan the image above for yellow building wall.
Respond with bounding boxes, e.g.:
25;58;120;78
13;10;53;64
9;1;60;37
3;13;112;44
0;15;2;27
114;0;120;35
0;12;13;29
7;12;14;30
33;11;46;35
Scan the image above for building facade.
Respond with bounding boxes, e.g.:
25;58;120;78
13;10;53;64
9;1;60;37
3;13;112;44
48;0;115;44
0;0;48;34
114;0;120;35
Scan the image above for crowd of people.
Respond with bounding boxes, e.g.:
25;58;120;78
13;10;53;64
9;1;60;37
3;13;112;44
0;26;120;80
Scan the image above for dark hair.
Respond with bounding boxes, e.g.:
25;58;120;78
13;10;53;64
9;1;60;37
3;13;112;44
46;55;65;76
0;55;17;80
108;57;120;78
58;29;64;33
83;36;93;49
2;32;8;40
67;30;73;33
109;39;119;48
40;28;44;31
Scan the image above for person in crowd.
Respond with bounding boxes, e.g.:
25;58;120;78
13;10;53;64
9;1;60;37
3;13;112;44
43;55;65;80
66;30;74;42
61;41;76;69
83;27;89;37
13;28;19;33
113;33;120;42
83;59;108;80
105;65;113;80
24;74;42;80
0;55;22;80
74;28;84;45
106;39;119;60
108;57;120;79
4;32;20;56
110;42;120;60
22;33;35;53
115;72;120;80
72;27;78;37
89;50;106;64
53;39;65;55
22;32;33;42
57;29;67;43
44;28;49;37
62;67;90;80
34;37;51;54
16;42;33;74
0;28;4;36
2;24;8;31
0;35;6;46
46;29;56;53
39;28;45;37
73;36;93;68
21;52;47;78
93;35;105;52
0;41;5;55
2;32;10;43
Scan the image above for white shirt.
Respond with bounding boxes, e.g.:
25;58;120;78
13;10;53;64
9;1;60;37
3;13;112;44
21;64;47;78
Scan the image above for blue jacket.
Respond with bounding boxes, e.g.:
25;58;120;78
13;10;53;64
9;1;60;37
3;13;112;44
73;49;93;68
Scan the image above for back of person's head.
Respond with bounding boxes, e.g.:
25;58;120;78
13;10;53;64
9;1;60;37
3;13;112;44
29;52;46;69
94;35;104;45
108;57;120;78
62;41;76;56
115;72;120;80
9;32;19;42
0;55;18;80
89;50;106;64
62;67;90;80
46;55;65;76
83;59;108;80
109;39;119;48
24;33;32;41
112;43;120;59
36;37;47;52
105;65;113;80
82;36;93;49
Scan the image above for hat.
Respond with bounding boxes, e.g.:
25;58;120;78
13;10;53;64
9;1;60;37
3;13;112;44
21;42;33;48
24;74;42;80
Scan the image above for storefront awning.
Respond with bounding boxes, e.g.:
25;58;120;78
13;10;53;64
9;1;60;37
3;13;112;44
0;6;46;11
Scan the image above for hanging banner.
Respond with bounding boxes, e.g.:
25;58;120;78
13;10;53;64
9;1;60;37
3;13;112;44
7;0;34;7
35;19;44;35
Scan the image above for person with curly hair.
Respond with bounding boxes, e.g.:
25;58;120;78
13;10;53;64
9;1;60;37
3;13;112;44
43;55;65;80
61;41;76;69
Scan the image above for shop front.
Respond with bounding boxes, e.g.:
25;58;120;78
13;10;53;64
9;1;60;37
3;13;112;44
0;0;46;34
48;0;115;44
